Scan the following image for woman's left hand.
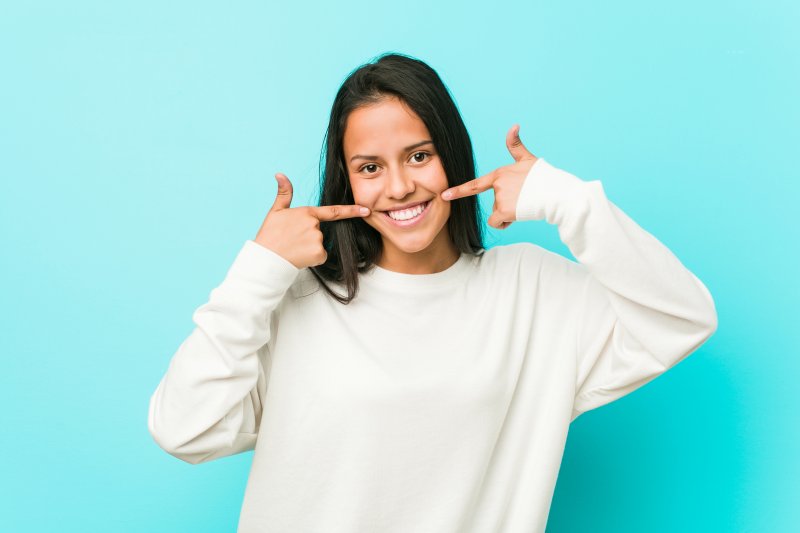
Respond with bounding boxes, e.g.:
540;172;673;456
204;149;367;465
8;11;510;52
441;124;538;230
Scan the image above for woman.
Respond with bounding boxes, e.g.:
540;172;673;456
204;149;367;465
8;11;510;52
148;52;718;532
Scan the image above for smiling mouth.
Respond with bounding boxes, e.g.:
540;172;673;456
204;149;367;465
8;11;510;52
381;199;430;213
380;199;432;226
383;200;430;218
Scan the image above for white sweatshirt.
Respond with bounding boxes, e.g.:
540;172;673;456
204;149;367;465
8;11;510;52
148;157;718;533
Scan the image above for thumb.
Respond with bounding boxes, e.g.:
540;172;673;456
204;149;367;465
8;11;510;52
505;124;536;162
270;173;293;211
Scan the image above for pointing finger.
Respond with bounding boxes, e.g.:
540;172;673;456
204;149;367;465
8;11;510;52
310;204;371;221
441;171;495;201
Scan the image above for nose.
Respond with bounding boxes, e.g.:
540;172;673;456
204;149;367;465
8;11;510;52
385;165;416;199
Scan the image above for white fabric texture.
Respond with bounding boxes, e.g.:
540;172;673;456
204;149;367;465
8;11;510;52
148;157;718;532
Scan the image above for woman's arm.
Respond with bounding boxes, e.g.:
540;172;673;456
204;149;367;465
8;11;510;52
516;158;718;421
148;240;300;464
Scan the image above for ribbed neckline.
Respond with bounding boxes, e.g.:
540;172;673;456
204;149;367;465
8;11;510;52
359;252;476;292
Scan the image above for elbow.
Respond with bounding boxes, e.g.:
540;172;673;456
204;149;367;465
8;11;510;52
168;449;213;466
699;291;719;340
705;306;718;338
148;421;212;466
685;299;717;355
690;271;719;340
148;396;212;466
686;298;718;358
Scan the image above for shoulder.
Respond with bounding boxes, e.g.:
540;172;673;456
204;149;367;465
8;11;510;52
286;268;324;300
480;241;589;290
478;241;549;271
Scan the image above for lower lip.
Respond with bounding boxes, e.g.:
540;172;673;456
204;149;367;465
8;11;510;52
382;200;432;228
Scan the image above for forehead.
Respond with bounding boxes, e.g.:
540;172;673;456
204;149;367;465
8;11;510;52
343;97;431;153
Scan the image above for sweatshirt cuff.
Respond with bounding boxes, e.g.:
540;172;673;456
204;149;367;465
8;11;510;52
515;157;591;224
224;239;302;291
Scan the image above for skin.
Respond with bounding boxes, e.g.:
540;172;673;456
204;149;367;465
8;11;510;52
441;123;539;230
344;96;541;274
344;96;460;274
256;97;538;273
255;172;371;270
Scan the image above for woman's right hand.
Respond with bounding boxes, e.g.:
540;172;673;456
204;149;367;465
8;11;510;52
254;173;371;269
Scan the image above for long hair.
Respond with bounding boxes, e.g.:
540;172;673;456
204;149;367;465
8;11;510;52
309;52;486;304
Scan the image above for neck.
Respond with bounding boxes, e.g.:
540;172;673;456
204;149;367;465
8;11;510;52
377;235;460;275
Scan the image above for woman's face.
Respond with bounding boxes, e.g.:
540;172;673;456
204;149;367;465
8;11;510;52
343;96;455;269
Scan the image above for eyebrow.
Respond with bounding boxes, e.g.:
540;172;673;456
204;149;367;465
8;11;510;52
349;140;434;163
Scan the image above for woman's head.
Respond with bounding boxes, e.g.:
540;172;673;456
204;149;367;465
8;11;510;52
310;52;486;304
343;95;455;269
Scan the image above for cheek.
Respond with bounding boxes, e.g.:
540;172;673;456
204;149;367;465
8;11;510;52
422;163;449;192
351;182;382;208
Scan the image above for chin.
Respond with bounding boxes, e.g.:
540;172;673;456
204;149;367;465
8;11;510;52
396;242;437;255
383;235;436;254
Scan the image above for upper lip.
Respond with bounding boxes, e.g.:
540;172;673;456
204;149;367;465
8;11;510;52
381;199;430;212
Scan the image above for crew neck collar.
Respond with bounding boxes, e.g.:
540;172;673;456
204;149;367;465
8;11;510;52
360;252;476;292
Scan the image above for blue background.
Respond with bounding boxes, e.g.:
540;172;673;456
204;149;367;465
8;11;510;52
1;1;797;531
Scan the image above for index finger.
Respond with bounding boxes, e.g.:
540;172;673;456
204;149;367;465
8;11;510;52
310;204;370;221
442;171;495;201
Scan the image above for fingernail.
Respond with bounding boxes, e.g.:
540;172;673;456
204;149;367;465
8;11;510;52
443;190;452;200
360;207;369;215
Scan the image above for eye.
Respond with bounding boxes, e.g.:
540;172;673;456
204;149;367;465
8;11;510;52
357;152;431;175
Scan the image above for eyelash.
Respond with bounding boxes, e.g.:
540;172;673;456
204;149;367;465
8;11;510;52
358;151;431;174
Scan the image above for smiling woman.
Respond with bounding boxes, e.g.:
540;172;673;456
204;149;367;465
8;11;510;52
148;51;718;533
310;53;486;302
342;96;460;275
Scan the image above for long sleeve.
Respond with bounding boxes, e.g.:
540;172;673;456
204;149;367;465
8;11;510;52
515;158;718;422
148;239;301;464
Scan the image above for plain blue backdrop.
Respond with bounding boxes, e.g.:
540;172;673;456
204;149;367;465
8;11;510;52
1;1;797;531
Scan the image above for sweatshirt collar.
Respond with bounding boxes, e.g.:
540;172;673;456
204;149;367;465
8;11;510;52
359;252;476;292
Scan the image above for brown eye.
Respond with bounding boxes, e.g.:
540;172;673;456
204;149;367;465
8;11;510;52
361;164;378;174
412;152;429;163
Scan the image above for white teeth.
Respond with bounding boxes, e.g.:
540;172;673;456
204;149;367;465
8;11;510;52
387;202;426;220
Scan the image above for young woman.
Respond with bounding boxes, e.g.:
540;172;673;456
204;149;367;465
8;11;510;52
148;52;718;532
